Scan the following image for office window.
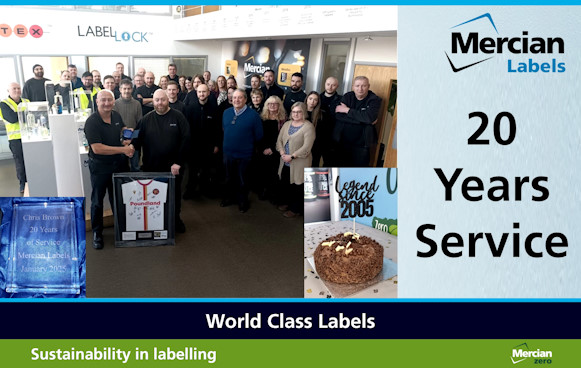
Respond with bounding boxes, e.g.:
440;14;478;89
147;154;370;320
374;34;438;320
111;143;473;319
172;57;207;78
88;57;130;78
133;57;171;84
21;56;68;84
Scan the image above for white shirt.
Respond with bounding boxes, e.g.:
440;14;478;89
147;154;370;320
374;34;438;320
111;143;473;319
121;180;168;231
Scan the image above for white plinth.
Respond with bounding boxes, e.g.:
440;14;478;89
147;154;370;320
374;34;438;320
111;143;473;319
22;138;58;196
50;113;83;197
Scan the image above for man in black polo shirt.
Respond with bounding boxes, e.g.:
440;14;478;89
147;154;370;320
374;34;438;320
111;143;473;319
334;76;381;167
283;72;307;115
133;90;190;233
135;72;160;116
260;69;284;101
84;90;135;249
116;62;132;81
319;76;342;166
245;74;261;100
183;83;220;199
166;81;185;115
167;63;179;84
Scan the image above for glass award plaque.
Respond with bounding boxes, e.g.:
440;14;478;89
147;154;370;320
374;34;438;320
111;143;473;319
113;172;176;247
6;201;80;294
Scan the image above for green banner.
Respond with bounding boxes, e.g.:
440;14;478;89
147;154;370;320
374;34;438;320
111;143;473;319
0;340;576;367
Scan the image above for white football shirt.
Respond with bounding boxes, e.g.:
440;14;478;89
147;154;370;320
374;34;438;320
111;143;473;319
121;180;168;231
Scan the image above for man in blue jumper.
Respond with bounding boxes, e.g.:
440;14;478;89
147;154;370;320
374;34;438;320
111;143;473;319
221;89;263;213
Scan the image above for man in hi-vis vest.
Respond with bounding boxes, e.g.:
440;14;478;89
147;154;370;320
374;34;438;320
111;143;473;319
74;71;100;112
0;82;29;193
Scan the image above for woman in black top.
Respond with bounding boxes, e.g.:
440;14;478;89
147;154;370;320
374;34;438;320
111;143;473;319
248;88;264;115
306;91;329;167
257;95;286;202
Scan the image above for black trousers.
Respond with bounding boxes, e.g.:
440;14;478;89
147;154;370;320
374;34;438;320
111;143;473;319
256;152;280;199
89;159;127;235
89;170;115;236
337;145;371;167
9;139;26;184
280;165;304;214
223;156;251;206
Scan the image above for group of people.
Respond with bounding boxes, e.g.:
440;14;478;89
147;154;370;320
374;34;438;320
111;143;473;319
1;61;382;249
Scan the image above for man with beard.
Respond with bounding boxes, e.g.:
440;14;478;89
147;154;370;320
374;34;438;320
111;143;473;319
133;90;190;233
260;69;284;101
283;72;307;115
245;74;261;100
166;81;185;115
135;72;160;116
22;64;50;101
92;70;103;89
167;63;179;84
334;76;381;167
319;76;342;166
113;79;142;172
226;75;237;90
320;76;342;117
1;82;29;193
84;90;134;249
221;89;263;213
68;64;83;89
183;83;220;199
74;71;101;111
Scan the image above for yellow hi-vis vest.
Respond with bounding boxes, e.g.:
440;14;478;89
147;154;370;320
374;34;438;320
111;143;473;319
0;97;29;140
74;86;101;110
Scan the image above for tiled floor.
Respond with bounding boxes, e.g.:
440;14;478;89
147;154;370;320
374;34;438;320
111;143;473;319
0;158;22;197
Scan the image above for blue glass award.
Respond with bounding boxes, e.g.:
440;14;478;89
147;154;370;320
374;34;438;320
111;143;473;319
6;201;80;294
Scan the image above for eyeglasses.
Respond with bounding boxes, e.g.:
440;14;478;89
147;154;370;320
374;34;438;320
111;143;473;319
291;111;303;114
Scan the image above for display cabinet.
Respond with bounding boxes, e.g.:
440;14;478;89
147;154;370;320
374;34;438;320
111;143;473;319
45;80;74;114
18;101;50;142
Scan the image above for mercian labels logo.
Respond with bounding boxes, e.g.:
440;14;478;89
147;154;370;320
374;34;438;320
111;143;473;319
511;342;553;365
445;13;565;73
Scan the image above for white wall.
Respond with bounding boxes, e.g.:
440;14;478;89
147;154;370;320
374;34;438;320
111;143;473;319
354;36;398;64
174;6;397;41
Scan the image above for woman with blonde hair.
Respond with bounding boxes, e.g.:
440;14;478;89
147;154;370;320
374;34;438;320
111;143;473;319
276;102;315;218
216;75;228;105
256;96;286;202
158;75;169;90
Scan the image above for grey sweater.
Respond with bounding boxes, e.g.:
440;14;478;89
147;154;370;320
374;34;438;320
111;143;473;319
113;97;142;129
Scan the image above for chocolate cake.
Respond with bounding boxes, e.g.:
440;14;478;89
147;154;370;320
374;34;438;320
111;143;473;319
314;232;383;284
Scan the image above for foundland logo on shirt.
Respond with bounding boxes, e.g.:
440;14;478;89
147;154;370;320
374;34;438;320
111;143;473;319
510;342;553;364
445;13;565;74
